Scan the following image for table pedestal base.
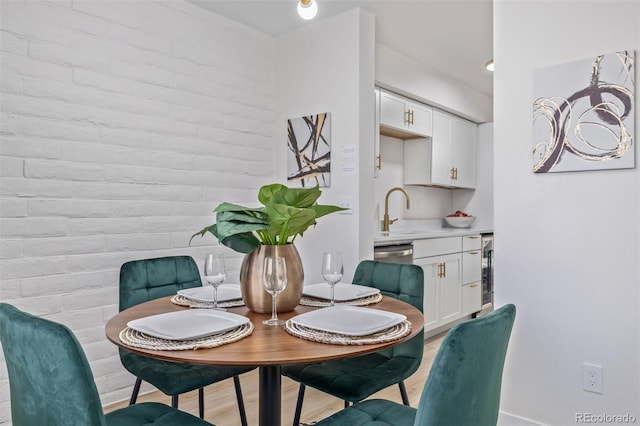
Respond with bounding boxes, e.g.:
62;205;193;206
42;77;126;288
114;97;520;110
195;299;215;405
259;365;281;426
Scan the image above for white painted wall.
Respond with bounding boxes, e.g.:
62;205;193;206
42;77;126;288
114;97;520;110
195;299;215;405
494;2;640;424
0;0;276;421
376;44;493;123
275;8;376;284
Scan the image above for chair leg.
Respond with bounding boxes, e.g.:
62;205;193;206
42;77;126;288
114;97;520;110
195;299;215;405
129;378;142;405
198;388;205;419
399;381;410;406
171;394;178;408
292;384;306;426
233;376;248;426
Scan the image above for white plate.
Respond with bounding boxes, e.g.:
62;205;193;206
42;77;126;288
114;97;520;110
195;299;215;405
177;285;242;303
127;309;249;340
290;305;406;336
303;283;380;301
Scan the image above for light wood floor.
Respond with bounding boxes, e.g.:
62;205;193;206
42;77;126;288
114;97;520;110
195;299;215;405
104;332;446;426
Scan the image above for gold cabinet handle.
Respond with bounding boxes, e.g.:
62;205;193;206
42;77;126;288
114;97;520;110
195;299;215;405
409;109;414;125
470;284;479;288
468;251;480;255
404;110;411;125
450;168;455;181
376;155;381;170
453;167;458;180
437;262;446;278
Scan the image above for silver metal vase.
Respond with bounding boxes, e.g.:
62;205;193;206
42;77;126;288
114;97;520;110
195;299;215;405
239;244;304;313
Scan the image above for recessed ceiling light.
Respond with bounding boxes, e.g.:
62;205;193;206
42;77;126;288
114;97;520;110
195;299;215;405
485;60;494;72
297;0;318;20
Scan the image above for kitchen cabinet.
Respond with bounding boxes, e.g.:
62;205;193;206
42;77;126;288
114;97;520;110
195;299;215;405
462;235;482;284
412;234;483;333
414;238;462;332
415;254;462;331
462;235;482;316
378;89;432;139
403;110;477;189
462;283;481;317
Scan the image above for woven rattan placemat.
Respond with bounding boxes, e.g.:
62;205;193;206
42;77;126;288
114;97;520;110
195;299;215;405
170;294;245;309
173;292;380;309
284;319;411;345
299;292;383;307
119;322;254;351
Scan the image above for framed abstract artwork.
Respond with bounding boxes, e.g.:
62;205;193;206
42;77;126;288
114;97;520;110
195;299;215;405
532;50;635;173
287;112;331;187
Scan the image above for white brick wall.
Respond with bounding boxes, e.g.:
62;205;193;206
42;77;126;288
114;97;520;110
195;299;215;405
0;1;275;423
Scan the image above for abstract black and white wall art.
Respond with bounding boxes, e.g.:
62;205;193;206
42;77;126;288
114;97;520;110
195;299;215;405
287;112;331;187
532;50;635;173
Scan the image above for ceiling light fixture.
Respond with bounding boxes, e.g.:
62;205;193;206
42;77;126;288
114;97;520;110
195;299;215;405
297;0;318;20
485;60;494;72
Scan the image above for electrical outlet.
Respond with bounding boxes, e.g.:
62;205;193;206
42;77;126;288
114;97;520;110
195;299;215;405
339;196;353;215
582;363;603;394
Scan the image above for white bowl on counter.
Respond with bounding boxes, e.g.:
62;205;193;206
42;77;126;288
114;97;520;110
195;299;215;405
444;216;476;228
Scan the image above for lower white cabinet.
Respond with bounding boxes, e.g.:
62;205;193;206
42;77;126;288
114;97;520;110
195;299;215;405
413;235;482;333
462;282;482;316
461;235;482;316
414;238;462;332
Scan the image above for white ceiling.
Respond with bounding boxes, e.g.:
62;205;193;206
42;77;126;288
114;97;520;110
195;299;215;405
188;0;494;97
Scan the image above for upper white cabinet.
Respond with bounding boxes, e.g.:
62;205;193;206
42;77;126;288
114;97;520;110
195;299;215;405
403;110;477;189
378;89;432;139
451;115;477;188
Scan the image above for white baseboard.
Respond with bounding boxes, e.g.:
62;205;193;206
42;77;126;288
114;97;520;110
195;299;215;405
498;411;548;426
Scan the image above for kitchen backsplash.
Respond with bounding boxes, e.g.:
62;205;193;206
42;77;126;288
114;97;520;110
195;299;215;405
373;123;494;230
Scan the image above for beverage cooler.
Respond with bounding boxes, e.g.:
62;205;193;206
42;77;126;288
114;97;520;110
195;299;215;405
480;234;494;312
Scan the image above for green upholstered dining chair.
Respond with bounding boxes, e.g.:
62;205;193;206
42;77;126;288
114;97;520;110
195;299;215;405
282;260;425;425
314;303;517;426
119;256;254;424
0;303;214;426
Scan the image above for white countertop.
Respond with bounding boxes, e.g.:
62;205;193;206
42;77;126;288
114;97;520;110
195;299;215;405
373;219;493;246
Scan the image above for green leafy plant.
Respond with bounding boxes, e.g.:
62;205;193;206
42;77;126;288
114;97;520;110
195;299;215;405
191;183;345;254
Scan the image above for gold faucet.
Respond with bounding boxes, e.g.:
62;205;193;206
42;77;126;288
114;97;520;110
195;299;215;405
383;187;410;233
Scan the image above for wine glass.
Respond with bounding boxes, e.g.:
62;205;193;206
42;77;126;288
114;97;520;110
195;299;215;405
262;256;287;326
204;253;226;310
321;251;343;306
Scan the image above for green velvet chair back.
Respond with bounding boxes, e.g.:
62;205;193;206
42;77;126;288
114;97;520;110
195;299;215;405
353;260;423;309
0;303;107;426
352;260;424;360
119;256;202;311
413;303;516;426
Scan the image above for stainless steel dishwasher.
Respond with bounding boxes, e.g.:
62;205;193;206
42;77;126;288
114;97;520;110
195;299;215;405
374;243;414;264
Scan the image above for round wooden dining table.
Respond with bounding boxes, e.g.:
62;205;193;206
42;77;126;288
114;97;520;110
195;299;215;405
105;296;424;426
